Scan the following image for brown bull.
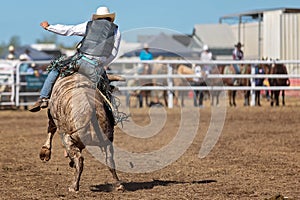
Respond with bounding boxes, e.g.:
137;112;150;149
39;72;124;192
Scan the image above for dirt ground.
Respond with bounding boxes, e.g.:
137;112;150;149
0;95;299;200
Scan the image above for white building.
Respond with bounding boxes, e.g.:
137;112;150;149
220;7;300;72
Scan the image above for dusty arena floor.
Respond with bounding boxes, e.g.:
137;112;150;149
0;96;299;200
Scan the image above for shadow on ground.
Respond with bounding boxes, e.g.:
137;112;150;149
90;179;217;192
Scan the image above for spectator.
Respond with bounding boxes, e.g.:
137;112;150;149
232;42;244;74
19;49;33;61
138;43;153;107
263;78;270;101
6;45;16;60
192;65;205;107
255;64;265;106
200;44;213;74
139;43;153;61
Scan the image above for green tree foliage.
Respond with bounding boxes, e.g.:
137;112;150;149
36;34;58;44
0;35;21;57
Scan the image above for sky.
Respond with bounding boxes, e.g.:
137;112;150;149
0;0;299;46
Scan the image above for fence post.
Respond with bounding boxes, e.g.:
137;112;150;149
167;64;173;108
15;62;20;107
250;64;256;106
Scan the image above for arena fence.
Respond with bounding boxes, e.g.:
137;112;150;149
0;59;300;109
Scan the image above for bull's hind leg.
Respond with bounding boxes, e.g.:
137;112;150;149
40;110;57;161
105;143;124;191
62;133;84;192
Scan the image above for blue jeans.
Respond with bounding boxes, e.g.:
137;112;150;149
233;64;241;74
40;68;59;98
39;57;105;99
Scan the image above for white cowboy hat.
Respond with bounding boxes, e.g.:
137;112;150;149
19;54;28;61
92;6;115;22
203;45;209;51
8;45;15;51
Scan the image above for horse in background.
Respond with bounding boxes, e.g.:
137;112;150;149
175;64;207;107
172;64;191;107
219;64;237;106
149;56;169;107
134;56;168;107
260;61;272;101
219;64;251;106
269;63;290;106
136;61;152;107
240;64;252;106
207;65;223;106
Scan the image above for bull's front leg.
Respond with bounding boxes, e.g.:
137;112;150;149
40;110;57;161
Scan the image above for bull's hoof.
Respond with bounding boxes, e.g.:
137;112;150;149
68;187;79;192
116;184;125;192
114;182;125;192
40;146;51;161
69;160;75;168
68;184;79;192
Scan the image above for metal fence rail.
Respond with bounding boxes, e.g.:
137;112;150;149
1;59;300;108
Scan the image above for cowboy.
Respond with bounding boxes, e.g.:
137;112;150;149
29;6;121;112
231;42;244;85
200;44;213;74
232;42;244;74
139;43;153;61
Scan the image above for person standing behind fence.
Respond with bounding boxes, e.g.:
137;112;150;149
200;44;213;74
19;49;33;61
191;65;205;107
254;64;265;106
6;45;17;60
138;43;153;107
232;42;244;85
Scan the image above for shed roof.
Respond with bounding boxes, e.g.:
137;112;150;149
193;24;236;49
220;7;300;21
123;32;200;58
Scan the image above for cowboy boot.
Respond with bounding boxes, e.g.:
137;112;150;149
29;98;49;112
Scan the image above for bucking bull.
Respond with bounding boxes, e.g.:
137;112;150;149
39;72;125;192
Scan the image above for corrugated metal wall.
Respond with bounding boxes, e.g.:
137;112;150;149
231;22;261;59
281;13;300;73
263;10;283;60
230;10;300;73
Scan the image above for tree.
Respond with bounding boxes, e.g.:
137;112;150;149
8;36;21;47
36;34;58;44
0;36;21;58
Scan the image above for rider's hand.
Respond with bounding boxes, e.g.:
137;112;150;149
40;21;49;30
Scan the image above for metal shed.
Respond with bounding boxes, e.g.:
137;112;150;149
192;24;236;59
219;7;300;72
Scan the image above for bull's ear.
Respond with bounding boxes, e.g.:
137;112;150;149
107;74;126;82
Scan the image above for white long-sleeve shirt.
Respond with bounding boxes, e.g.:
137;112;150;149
47;21;121;66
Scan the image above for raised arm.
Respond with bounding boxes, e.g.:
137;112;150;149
40;21;87;36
